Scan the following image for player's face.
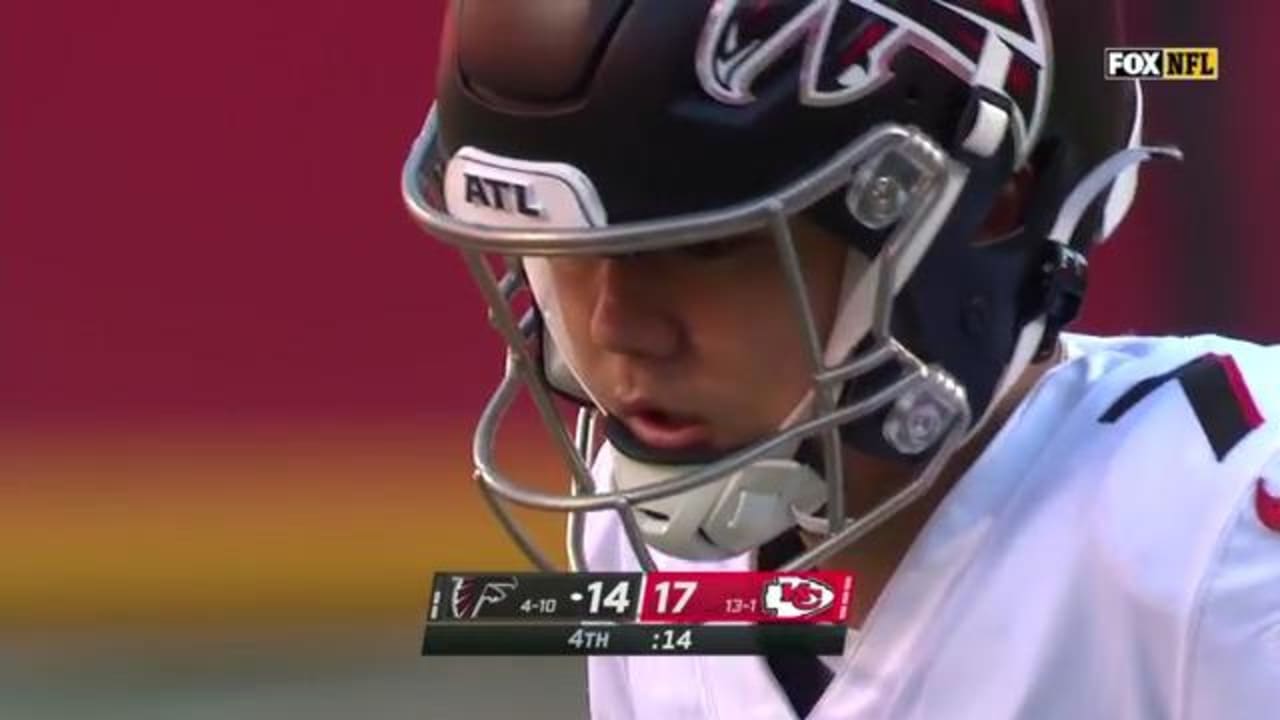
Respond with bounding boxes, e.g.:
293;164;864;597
543;219;849;452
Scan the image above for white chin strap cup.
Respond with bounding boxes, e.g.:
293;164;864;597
612;450;827;561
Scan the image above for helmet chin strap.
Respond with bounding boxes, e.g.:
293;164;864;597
968;315;1048;441
966;139;1185;444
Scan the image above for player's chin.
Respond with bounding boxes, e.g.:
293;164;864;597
678;414;781;455
693;424;782;461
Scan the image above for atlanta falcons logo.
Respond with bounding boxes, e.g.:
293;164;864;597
696;0;1050;153
450;576;519;619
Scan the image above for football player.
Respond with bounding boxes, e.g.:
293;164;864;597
403;1;1280;717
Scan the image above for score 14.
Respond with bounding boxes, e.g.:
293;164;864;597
584;579;634;616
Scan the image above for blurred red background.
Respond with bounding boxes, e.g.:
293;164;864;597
2;0;1277;634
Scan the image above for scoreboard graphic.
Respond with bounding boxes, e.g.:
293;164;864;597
423;571;854;656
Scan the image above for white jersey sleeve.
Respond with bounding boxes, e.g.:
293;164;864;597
1185;449;1280;719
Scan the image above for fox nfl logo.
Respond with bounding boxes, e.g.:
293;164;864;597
1105;48;1219;80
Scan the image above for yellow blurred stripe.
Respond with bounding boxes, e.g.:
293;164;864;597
0;427;569;627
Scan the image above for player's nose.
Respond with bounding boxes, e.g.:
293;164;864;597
588;256;683;361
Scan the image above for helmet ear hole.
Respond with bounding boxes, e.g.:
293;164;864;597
974;164;1036;246
1014;137;1076;242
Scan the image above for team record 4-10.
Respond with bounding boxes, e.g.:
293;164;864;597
422;571;854;656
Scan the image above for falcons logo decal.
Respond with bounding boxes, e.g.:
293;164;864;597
696;0;1050;153
450;576;519;619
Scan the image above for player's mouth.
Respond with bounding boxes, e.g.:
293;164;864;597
615;402;713;451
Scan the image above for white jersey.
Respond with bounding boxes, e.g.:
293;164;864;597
583;334;1280;720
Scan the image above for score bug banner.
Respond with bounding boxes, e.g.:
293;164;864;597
426;571;855;625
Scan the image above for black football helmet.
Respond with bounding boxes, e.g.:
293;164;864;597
402;0;1178;571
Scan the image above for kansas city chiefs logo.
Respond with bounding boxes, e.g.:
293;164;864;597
696;0;1050;151
450;576;519;619
761;576;837;619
